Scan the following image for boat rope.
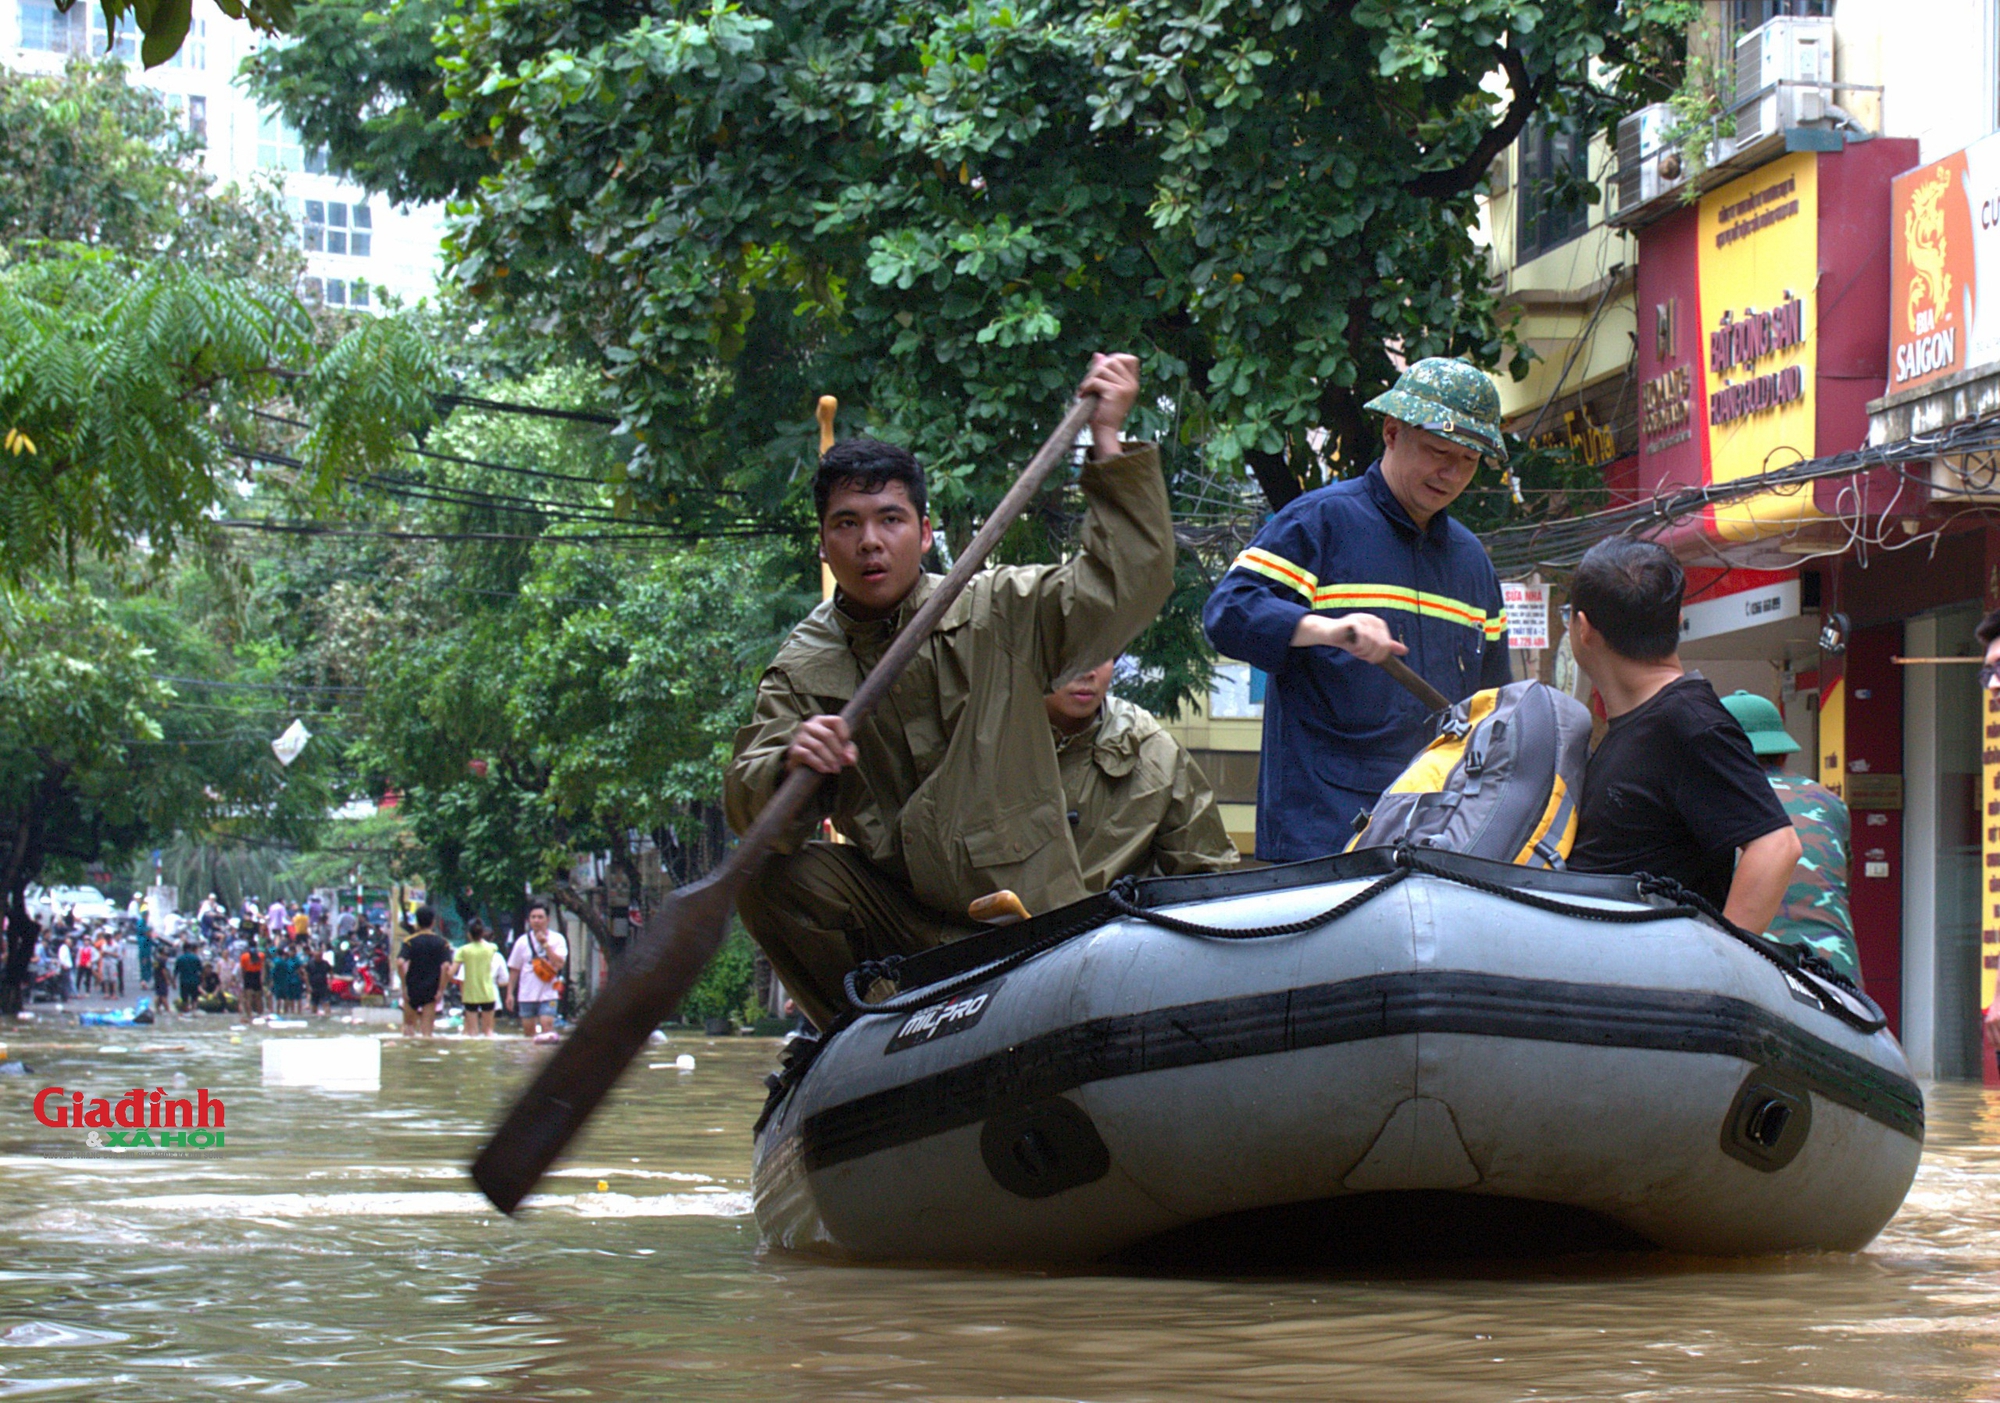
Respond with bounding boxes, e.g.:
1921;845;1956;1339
1102;866;1412;939
841;900;1114;1018
842;847;1887;1036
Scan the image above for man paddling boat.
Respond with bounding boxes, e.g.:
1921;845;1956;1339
725;354;1174;1029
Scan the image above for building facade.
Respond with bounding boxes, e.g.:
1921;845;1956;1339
1480;0;2000;1081
4;0;443;308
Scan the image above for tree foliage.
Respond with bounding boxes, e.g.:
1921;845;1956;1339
247;0;1687;711
412;0;1686;514
0;61;446;582
0;574;347;1010
63;0;292;70
0;254;445;580
241;0;487;208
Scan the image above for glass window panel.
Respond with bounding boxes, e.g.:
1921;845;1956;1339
19;0;83;53
304;147;327;176
328;205;346;228
304;201;325;225
1516;118;1590;264
325;280;346;306
258;113;302;172
88;9;137;61
350;283;370;308
350;232;371;258
186;95;207;145
326;229;346;256
166;18;206;68
303;277;323;302
303;225;323;252
351;204;371;229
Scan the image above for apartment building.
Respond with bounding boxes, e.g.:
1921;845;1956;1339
4;0;444;308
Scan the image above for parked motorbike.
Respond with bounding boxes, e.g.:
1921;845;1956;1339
327;967;382;1004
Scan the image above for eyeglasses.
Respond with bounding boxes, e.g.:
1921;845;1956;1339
1982;661;2000;691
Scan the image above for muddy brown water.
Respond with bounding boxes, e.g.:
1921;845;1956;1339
0;1021;1993;1401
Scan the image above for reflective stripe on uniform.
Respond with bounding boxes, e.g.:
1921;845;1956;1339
1312;583;1496;637
1230;547;1318;602
1225;553;1501;640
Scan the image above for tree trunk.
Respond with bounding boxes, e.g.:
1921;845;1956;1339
1244;447;1303;513
0;886;37;1018
548;883;612;950
0;791;48;1017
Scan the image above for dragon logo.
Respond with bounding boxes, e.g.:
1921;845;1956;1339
1905;166;1955;335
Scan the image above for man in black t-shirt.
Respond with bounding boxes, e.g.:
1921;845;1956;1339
305;945;332;1016
397;906;457;1038
1564;539;1800;930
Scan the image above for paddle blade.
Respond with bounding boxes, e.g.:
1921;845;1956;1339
470;874;740;1214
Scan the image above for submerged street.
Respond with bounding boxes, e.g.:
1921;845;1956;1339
0;1025;1996;1401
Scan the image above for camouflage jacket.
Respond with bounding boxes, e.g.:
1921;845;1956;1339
1765;771;1860;984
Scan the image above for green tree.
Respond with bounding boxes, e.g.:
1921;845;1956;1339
249;0;1684;711
0;254;443;581
412;0;1687;514
356;540;793;949
0;576;346;1011
241;0;489;207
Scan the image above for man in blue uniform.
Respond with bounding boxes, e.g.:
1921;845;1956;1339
1203;358;1513;861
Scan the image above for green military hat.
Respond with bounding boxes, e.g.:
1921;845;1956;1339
1720;690;1800;756
1363;357;1510;464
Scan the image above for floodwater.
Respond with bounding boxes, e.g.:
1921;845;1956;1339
1;1020;1999;1402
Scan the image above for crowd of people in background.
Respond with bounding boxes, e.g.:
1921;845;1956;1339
24;887;571;1040
32;911;126;1002
150;893;396;1022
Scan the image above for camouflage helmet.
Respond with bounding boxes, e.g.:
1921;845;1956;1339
1362;357;1509;464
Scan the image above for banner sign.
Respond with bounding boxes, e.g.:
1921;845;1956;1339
1696;152;1822;541
1887;131;2000;394
1501;582;1550;650
1677;570;1800;644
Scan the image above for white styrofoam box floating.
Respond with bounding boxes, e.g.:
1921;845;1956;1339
261;1036;381;1091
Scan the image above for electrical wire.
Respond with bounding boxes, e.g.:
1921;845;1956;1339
214;518;794;546
154;675;368;695
434;391;621;426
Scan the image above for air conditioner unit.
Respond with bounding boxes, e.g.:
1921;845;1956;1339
1735;15;1834;144
1615;103;1684;213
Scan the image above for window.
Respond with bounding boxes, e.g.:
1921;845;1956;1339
304;277;371;310
161;93;207;145
1733;0;1829;29
163;17;205;69
17;0;85;53
1516;118;1591;263
302;200;371;257
86;6;137;61
257;113;325;174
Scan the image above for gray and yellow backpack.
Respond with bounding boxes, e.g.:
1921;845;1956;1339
1349;680;1593;868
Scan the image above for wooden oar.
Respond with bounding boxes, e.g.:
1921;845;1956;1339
1331;623;1452;713
470;393;1102;1214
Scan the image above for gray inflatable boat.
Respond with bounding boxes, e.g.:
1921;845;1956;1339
751;847;1922;1264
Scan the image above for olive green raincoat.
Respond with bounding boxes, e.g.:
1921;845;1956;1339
1057;693;1238;890
724;444;1173;1024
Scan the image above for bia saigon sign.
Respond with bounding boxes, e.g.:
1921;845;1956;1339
1887;131;2000;393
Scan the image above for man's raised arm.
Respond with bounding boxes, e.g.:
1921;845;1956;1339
1031;353;1176;685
